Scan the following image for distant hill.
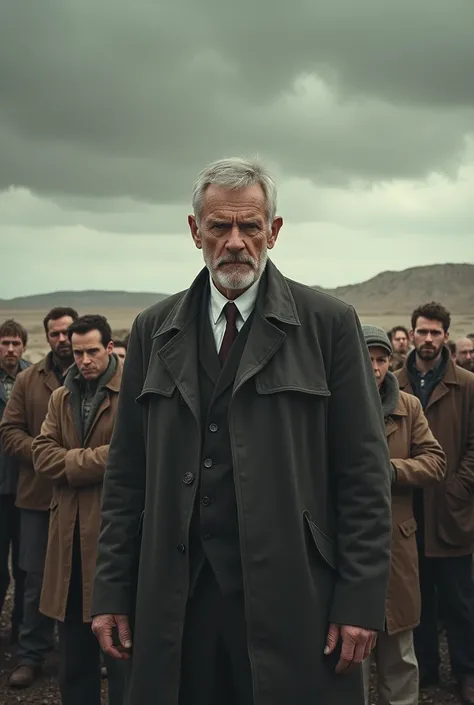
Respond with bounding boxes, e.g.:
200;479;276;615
0;290;169;310
316;263;474;314
0;263;472;314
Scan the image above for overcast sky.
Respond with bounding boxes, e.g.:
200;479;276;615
1;0;473;298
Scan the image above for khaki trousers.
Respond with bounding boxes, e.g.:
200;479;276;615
362;629;419;705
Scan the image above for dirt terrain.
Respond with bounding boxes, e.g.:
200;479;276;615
0;587;462;704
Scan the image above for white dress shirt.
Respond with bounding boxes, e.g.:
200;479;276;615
208;276;260;351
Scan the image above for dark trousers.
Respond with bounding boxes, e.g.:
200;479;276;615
58;534;124;705
179;561;254;705
17;508;55;665
415;552;474;678
0;494;25;631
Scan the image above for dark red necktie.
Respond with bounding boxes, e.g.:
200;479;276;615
218;302;238;364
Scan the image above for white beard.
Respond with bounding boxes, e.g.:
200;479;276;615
204;247;268;291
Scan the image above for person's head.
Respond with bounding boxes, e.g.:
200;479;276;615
446;340;457;360
67;315;113;381
468;333;474;341
362;325;393;389
455;337;474;372
410;302;450;362
112;339;127;361
188;157;283;298
390;325;410;355
43;307;79;362
0;320;28;373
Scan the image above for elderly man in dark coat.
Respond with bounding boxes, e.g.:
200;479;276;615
91;157;392;705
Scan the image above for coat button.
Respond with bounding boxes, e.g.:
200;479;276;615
177;543;186;554
182;472;195;485
201;496;211;507
204;458;213;468
209;423;218;432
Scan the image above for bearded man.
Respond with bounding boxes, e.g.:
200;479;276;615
396;302;474;705
91;157;392;705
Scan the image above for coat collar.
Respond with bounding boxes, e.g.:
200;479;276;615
149;261;300;425
152;259;301;339
0;359;30;403
64;354;122;394
398;352;460;391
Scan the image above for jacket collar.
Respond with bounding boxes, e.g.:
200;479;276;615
152;259;301;339
398;347;459;390
64;354;122;394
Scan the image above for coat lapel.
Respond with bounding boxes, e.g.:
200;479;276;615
152;271;207;425
234;260;300;395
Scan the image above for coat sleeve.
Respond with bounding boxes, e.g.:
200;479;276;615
32;393;69;483
452;375;474;493
327;305;392;631
0;372;34;465
392;396;446;487
92;317;146;616
64;446;109;487
32;395;109;487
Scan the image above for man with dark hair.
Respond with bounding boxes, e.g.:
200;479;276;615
31;314;123;705
0;320;31;645
0;307;78;688
390;326;410;357
395;301;474;704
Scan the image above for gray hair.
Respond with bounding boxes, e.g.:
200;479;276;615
192;157;278;225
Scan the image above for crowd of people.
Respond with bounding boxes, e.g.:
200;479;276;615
0;157;473;705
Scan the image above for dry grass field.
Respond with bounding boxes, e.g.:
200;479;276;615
2;307;473;364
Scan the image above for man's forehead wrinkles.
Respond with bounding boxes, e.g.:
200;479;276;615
206;209;263;220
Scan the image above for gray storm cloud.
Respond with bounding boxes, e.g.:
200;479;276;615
1;0;473;205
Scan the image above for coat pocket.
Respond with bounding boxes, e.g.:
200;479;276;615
399;517;417;538
303;511;337;570
437;479;474;549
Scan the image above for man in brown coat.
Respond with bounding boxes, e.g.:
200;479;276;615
31;314;124;705
362;325;446;705
0;306;78;688
395;302;474;705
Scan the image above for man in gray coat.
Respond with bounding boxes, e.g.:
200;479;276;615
92;157;392;705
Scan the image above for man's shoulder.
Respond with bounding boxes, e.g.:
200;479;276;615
399;390;421;413
285;277;352;319
134;291;187;335
15;355;50;387
454;366;474;393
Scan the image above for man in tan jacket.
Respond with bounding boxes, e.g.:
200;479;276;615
0;306;78;688
31;314;123;705
362;325;446;705
396;302;474;705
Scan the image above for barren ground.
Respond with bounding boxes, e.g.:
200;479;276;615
0;587;461;704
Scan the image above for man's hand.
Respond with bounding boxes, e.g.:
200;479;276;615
324;623;377;674
92;614;132;660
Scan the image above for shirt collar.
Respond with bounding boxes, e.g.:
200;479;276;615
209;275;260;325
0;366;17;382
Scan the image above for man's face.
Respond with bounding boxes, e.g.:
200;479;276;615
114;346;126;361
0;336;26;372
368;346;391;389
456;339;474;371
71;329;113;381
392;330;409;355
47;316;75;360
410;317;448;361
188;184;283;295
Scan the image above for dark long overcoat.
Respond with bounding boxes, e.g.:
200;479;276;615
92;261;392;705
